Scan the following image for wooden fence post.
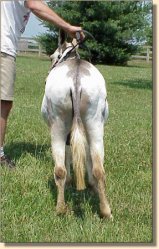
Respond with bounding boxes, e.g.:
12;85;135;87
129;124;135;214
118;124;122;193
39;44;42;57
146;46;150;63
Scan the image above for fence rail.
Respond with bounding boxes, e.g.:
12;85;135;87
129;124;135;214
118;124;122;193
17;37;45;56
131;46;152;62
17;37;152;62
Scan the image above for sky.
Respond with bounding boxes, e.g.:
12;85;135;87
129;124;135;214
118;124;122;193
22;13;48;38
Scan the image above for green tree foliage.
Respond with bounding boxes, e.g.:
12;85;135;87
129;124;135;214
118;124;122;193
38;0;152;65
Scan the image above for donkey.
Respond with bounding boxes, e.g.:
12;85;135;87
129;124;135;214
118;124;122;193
41;30;112;218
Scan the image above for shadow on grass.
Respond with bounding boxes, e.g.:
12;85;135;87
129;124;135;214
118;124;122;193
5;142;50;161
48;176;100;220
5;142;100;218
113;78;152;90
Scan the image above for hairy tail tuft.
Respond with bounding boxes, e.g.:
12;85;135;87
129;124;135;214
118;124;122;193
71;119;87;190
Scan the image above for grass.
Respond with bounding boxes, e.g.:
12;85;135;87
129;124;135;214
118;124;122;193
0;55;152;243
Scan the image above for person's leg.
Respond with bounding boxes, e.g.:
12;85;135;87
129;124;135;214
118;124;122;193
0;53;16;168
0;100;15;168
1;100;13;147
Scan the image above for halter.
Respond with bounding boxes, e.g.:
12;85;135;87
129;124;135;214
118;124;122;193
45;30;95;84
52;42;80;69
52;30;95;69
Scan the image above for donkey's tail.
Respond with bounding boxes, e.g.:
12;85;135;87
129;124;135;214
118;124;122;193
70;59;87;190
71;117;87;190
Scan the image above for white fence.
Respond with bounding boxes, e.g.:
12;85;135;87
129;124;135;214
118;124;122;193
17;37;44;56
131;46;152;62
17;37;152;62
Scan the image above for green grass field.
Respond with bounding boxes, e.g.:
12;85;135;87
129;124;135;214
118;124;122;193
1;55;152;243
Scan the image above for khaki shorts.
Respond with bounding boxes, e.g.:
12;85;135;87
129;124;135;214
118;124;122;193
1;52;16;101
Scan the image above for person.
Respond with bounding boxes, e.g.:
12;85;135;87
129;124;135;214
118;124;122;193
0;0;84;169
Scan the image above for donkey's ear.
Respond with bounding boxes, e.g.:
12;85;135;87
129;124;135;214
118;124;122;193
58;29;67;46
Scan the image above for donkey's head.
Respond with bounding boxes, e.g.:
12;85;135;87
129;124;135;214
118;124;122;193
50;30;79;66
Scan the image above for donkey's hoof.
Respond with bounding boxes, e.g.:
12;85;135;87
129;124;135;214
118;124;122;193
100;211;113;220
56;204;68;215
100;204;112;219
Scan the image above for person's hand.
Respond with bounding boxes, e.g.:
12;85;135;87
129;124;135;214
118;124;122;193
66;25;85;42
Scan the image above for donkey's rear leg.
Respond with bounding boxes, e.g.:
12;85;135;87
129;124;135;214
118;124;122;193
51;124;68;214
86;147;98;194
86;122;112;218
65;144;72;185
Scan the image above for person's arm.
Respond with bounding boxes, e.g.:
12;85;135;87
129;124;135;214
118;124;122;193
24;0;83;38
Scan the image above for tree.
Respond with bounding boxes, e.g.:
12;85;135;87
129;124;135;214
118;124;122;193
38;0;152;65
